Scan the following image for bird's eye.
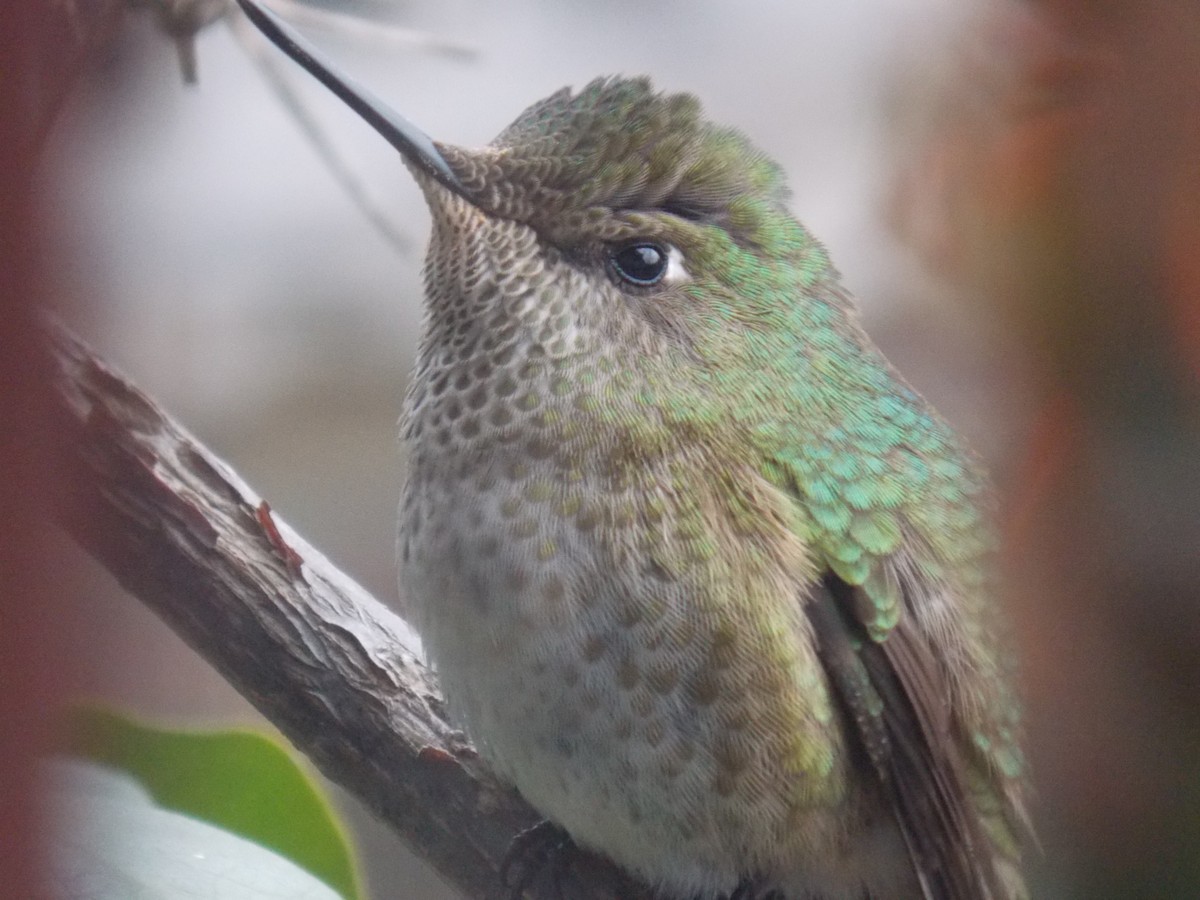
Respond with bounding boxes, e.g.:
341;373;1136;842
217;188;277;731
609;242;669;286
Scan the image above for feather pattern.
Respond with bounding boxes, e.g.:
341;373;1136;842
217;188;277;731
809;571;1004;899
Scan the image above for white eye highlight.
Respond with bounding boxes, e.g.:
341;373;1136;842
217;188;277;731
608;242;689;287
663;245;691;285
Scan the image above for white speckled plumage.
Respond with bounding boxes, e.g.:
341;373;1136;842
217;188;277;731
231;7;1028;894
401;189;923;899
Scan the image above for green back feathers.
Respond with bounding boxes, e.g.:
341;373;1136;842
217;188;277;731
447;76;992;644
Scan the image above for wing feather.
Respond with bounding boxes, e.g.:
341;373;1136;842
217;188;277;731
808;571;1003;899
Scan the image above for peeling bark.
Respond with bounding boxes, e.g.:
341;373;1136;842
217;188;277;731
48;322;647;900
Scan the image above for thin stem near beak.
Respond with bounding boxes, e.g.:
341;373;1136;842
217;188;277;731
234;0;469;199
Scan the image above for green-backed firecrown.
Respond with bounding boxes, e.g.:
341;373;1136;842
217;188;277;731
238;4;1031;897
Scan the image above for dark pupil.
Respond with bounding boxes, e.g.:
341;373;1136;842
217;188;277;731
612;243;667;285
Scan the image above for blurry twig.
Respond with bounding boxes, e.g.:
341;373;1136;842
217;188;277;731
131;0;228;83
228;4;413;253
47;320;651;900
131;0;479;254
225;0;481;254
271;0;477;60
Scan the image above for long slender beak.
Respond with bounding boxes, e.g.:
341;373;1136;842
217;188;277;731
234;0;468;199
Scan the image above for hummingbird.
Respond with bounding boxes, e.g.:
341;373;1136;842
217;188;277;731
236;3;1031;897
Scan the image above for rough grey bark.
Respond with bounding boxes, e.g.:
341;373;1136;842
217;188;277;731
48;322;650;900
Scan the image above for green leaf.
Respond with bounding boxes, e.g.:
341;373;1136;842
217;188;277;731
63;708;362;900
47;758;346;899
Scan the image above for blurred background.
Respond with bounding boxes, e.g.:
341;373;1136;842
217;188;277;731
23;0;1200;897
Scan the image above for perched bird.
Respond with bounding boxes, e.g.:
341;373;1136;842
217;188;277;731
237;3;1031;897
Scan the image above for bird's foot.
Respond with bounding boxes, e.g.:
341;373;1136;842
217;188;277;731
500;819;577;899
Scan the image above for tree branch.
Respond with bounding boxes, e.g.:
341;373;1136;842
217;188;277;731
47;322;649;900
